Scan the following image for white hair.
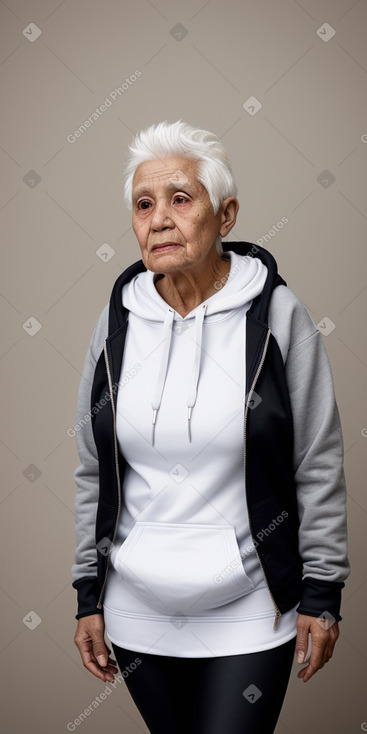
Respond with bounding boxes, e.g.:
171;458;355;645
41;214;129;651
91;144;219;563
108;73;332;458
123;120;238;255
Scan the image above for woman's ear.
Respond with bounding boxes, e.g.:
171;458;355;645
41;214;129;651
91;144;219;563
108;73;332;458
219;197;240;237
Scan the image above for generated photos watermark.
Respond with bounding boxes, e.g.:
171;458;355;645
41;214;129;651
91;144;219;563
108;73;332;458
213;511;289;584
67;364;142;437
66;657;142;730
66;71;142;143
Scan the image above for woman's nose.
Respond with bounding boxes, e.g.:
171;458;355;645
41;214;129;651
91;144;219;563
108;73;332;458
151;200;173;230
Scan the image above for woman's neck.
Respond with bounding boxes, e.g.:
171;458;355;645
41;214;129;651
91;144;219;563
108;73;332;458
153;255;231;318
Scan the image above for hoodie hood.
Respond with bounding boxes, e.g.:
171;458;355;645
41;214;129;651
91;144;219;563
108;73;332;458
121;250;269;446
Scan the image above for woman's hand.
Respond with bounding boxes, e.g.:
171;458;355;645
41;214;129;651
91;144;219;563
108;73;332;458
295;613;340;683
74;614;119;682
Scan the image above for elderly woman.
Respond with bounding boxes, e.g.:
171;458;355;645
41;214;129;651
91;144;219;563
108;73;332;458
71;120;350;734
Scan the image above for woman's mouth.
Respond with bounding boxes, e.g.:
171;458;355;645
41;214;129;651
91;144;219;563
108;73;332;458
152;244;182;253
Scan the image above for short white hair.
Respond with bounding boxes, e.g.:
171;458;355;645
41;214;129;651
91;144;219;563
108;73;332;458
123;120;238;255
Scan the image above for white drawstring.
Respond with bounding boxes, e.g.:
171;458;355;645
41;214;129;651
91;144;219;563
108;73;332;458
151;304;207;446
151;308;174;447
186;304;206;442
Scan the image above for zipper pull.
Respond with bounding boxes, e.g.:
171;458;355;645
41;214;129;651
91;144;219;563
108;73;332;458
273;609;281;630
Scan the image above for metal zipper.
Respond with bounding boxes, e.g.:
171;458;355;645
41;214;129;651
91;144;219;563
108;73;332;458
96;338;122;609
243;327;282;631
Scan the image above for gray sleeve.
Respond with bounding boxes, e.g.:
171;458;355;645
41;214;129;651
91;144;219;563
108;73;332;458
268;285;350;586
70;303;109;583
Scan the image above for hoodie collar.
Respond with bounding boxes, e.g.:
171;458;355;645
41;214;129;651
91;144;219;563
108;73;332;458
108;242;286;335
121;249;271;446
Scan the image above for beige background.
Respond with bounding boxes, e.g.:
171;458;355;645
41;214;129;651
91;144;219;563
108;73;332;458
1;0;366;732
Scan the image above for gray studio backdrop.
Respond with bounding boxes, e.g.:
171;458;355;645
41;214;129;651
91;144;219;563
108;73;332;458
1;0;366;732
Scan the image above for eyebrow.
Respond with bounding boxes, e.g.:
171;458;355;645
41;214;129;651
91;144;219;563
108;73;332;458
132;182;194;202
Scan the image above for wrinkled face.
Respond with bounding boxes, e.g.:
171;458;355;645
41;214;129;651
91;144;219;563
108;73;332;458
131;156;223;273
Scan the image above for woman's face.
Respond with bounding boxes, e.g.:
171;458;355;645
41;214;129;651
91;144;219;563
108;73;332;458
131;155;228;274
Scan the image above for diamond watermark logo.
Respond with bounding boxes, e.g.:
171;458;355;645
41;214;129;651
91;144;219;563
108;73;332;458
23;170;41;188
169;612;188;628
23;317;42;336
96;243;115;262
169;169;189;187
317;23;336;42
243;96;262;116
22;23;42;42
170;24;188;41
244;390;262;410
96;538;115;556
243;684;262;703
317;170;336;188
316;317;336;336
23;464;41;482
169;463;189;483
316;611;336;630
23;611;42;630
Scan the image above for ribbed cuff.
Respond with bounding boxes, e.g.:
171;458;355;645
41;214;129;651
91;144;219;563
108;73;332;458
72;576;102;620
296;577;345;622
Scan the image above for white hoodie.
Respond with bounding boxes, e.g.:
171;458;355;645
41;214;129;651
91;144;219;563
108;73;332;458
103;251;299;657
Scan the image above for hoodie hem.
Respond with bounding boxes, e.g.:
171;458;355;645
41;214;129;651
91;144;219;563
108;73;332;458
103;599;299;657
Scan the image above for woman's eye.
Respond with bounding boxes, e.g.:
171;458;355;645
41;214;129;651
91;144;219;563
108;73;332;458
137;196;188;210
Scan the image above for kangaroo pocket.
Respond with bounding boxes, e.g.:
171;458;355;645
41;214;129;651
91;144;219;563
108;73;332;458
112;521;254;615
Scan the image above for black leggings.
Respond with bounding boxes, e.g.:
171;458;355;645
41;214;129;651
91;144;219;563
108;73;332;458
112;636;296;734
